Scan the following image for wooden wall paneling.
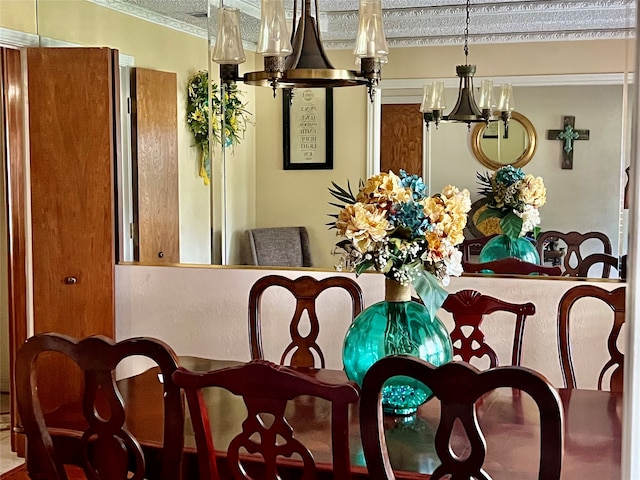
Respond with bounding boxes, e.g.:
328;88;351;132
131;67;179;264
380;104;423;176
2;47;28;454
26;47;116;412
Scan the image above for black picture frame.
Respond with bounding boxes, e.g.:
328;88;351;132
283;88;333;170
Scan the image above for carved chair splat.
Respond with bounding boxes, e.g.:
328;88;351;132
248;275;364;368
463;257;562;276
15;333;184;480
359;357;563;480
172;360;360;480
558;285;626;392
442;289;536;367
536;230;612;277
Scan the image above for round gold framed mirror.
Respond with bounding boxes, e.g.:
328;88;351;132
471;111;537;170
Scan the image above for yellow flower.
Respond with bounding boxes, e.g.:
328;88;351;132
519;174;546;207
336;203;390;253
421;196;446;223
191;109;205;123
356;171;411;209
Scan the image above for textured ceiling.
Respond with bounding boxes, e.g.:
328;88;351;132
91;0;636;49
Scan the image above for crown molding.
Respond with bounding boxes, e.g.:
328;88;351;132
0;27;39;48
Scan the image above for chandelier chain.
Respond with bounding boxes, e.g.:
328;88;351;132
464;0;470;63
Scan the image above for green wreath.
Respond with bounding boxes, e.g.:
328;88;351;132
187;71;251;185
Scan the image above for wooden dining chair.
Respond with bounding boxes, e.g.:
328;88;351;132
577;253;620;278
173;359;360;480
15;332;184;480
442;289;536;367
248;275;364;368
536;230;612;276
459;234;498;262
463;257;562;276
557;285;626;392
360;356;563;480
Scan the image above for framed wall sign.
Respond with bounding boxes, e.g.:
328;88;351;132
283;88;333;170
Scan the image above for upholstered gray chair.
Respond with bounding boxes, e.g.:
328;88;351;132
245;227;313;267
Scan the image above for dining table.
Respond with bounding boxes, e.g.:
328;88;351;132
44;356;622;479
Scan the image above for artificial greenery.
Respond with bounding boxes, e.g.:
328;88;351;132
187;70;251;185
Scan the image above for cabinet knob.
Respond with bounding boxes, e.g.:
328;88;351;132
158;252;164;258
65;277;78;285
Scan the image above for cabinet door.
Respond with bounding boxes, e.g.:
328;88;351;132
26;47;116;411
381;104;423;176
131;67;179;264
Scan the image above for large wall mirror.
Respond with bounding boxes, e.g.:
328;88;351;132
470;111;537;170
21;0;634;281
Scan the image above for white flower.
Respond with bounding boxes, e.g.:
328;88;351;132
517;205;541;236
444;249;463;278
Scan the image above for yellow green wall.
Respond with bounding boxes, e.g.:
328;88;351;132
0;0;37;34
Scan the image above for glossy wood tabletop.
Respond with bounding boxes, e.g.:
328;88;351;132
44;357;622;479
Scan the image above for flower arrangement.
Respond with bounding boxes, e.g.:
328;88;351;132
329;170;471;311
476;165;546;239
187;70;251;185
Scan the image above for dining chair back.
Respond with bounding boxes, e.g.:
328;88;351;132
577;253;620;278
463;257;562;276
360;356;563;480
536;230;612;277
245;226;313;267
442;289;536;367
459;234;498;262
557;285;626;392
248;275;364;368
173;360;360;480
15;332;184;480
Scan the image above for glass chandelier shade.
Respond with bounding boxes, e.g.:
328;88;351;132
256;0;292;57
212;7;246;65
354;0;389;59
211;0;388;101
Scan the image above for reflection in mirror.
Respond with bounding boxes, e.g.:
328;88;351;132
19;0;633;280
470;111;537;170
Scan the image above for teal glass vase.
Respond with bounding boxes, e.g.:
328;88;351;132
342;280;452;416
479;234;540;264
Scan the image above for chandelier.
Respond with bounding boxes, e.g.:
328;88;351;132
211;0;389;101
420;0;514;130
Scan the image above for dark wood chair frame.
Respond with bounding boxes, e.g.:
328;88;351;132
463;257;562;276
536;230;612;277
248;275;364;368
442;289;536;367
459;234;498;262
172;359;360;480
557;285;626;392
15;333;184;480
360;356;564;480
577;253;620;278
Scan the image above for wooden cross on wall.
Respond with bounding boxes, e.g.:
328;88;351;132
546;116;590;170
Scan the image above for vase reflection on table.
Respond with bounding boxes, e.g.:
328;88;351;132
328;170;470;415
343;279;452;415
